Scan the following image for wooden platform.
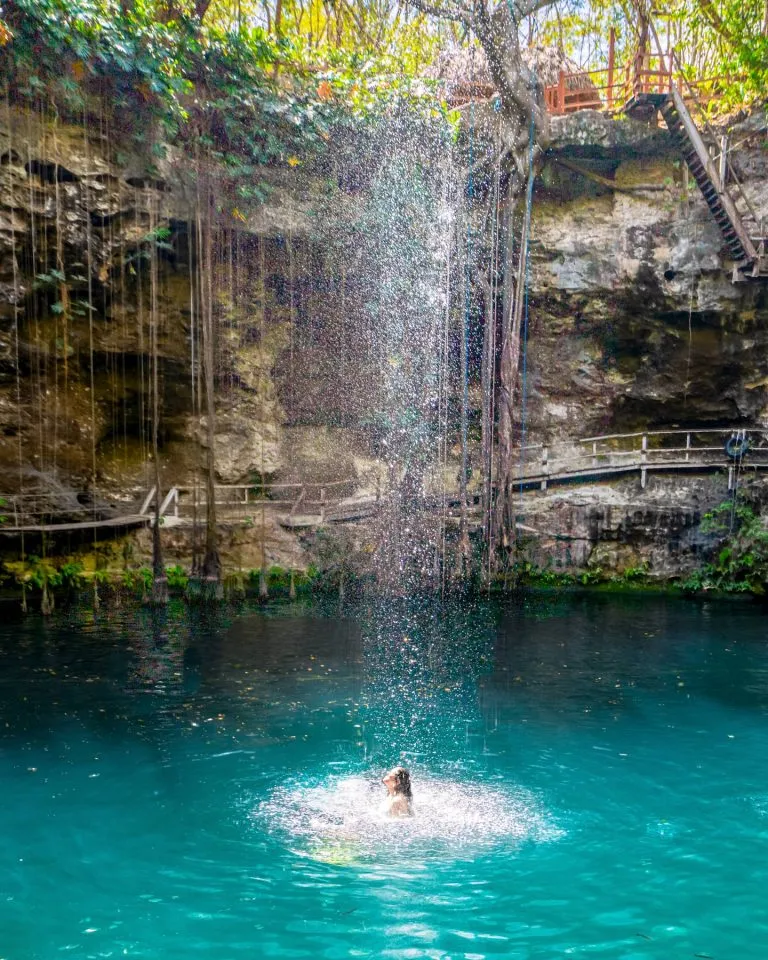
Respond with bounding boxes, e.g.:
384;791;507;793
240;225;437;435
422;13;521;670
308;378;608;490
0;514;150;535
1;429;762;535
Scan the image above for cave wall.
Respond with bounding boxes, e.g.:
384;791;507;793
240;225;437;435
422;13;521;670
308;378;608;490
490;109;768;577
524;110;768;443
2;104;768;582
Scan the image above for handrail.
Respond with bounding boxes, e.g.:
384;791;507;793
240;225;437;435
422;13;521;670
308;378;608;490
2;429;765;530
158;487;179;518
139;486;157;515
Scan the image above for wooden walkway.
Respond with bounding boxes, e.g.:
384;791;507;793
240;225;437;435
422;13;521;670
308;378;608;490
1;428;759;535
0;514;149;535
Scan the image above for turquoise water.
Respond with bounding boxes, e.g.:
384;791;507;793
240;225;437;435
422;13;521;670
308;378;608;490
2;595;768;959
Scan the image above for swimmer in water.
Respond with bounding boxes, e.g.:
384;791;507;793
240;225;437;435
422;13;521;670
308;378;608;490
382;766;413;817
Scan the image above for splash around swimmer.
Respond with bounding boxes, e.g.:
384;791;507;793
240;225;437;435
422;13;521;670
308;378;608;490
381;765;413;817
257;770;562;855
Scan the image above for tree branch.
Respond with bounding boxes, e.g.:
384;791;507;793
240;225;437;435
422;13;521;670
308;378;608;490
406;0;471;24
552;157;667;193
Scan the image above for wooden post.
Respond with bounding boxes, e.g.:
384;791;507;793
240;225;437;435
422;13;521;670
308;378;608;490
541;447;548;491
607;27;616;110
728;466;734;491
320;487;326;522
640;13;650;94
592;440;598;468
719;135;728;185
641;434;648;489
685;432;691;463
557;70;566;115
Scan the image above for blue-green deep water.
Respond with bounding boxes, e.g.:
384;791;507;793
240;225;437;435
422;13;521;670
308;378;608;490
2;594;767;959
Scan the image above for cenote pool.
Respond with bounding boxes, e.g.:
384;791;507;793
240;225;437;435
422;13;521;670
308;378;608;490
2;594;767;959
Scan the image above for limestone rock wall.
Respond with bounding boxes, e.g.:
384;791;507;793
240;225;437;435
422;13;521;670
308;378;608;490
526;110;768;444
503;109;768;579
2;103;768;582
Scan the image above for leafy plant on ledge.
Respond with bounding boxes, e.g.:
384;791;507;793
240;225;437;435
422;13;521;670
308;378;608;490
681;495;768;595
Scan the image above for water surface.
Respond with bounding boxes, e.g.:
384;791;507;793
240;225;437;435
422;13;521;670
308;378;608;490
1;594;767;958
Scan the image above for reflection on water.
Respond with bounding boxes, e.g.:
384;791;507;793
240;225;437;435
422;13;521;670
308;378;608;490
259;773;561;860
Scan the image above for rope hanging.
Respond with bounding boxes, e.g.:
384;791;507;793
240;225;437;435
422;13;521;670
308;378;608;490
459;40;477;563
518;115;536;503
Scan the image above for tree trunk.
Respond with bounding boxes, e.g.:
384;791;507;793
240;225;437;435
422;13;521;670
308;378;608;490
200;193;222;601
150;196;168;606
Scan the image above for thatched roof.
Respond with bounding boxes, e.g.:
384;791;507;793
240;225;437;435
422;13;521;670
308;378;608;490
430;43;596;101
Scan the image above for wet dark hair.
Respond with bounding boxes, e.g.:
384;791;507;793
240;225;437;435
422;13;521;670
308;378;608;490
391;766;412;800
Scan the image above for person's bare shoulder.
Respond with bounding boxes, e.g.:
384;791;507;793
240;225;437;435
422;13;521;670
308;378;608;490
389;795;412;817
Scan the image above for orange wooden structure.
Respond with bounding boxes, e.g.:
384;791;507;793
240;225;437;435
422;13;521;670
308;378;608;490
543;14;766;279
543;22;681;116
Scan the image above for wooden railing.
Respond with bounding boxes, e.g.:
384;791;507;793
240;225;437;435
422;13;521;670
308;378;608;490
1;429;764;532
499;428;765;492
543;57;711;116
158;477;366;522
541;21;744;119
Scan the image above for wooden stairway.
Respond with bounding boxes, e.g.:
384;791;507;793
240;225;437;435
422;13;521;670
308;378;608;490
627;88;766;279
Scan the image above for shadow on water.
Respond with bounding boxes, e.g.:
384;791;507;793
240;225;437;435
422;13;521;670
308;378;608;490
2;593;768;751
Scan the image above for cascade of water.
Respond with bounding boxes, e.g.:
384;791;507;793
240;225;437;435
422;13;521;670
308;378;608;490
358;596;497;766
332;112;457;594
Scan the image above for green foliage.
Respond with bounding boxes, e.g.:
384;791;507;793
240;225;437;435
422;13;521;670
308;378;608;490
92;568;112;586
121;566;154;595
1;0;334;193
610;562;649;584
511;559;653;589
59;560;86;590
681;495;768;594
246;565;316;592
0;0;452;205
7;556;83;591
512;560;577;587
165;564;189;589
267;564;290;590
19;555;62;590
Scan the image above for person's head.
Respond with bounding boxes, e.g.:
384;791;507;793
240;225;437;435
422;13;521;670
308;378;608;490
382;766;412;799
